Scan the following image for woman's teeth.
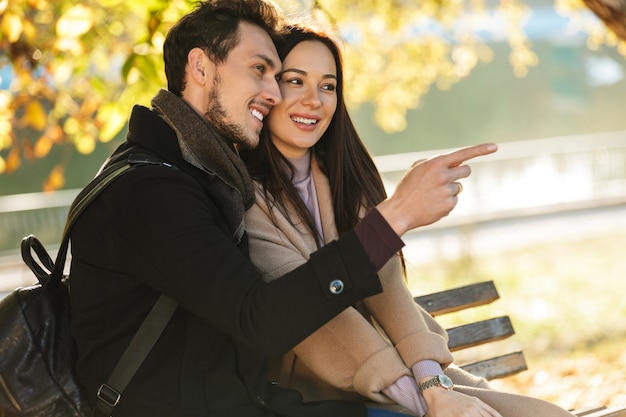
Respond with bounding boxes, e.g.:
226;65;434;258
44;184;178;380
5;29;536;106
292;116;317;125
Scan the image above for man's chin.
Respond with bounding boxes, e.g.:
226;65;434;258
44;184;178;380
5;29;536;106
212;123;258;149
236;131;260;150
237;139;259;151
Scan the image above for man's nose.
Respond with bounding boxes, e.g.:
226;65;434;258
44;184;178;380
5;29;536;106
263;78;282;106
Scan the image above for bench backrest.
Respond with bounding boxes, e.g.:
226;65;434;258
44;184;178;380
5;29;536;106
414;280;527;380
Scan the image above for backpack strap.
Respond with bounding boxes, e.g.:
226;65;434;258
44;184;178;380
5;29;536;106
93;294;178;417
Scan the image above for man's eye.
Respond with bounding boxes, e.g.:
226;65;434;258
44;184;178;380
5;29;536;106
254;64;265;73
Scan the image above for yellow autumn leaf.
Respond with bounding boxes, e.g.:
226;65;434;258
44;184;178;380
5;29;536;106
46;124;65;144
44;165;65;192
63;117;80;135
1;11;23;43
56;5;93;38
0;156;5;174
5;146;21;173
0;120;11;148
23;100;48;131
75;131;96;154
21;18;37;43
34;134;53;158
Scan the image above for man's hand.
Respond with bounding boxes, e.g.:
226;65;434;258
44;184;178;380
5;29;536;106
422;387;502;417
376;143;498;237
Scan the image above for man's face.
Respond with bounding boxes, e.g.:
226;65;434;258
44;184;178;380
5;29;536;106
204;22;282;149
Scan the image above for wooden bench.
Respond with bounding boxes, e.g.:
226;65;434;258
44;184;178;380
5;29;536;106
413;280;626;417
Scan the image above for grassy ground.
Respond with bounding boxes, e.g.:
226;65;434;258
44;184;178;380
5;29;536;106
405;230;626;411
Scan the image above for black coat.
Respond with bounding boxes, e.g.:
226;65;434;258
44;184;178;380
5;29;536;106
69;105;383;417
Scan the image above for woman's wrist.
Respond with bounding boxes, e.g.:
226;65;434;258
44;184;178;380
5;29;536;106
412;360;443;383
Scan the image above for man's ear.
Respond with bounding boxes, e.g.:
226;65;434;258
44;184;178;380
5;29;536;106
187;47;213;85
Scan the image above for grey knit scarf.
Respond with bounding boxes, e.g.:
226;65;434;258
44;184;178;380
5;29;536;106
151;89;254;243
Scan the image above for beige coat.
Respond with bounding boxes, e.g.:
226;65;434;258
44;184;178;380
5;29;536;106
245;157;453;403
245;158;578;417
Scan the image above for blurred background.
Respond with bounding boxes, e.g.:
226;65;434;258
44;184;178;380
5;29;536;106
1;0;625;410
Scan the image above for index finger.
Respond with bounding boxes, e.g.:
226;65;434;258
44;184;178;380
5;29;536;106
442;143;498;167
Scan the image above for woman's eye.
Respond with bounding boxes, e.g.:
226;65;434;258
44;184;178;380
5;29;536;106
322;84;336;92
285;78;303;85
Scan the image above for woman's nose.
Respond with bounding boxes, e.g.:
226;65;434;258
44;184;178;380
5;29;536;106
301;88;321;107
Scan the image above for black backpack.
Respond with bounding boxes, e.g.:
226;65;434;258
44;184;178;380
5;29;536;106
0;154;177;417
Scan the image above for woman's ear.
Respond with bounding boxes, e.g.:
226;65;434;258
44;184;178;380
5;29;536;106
187;47;212;85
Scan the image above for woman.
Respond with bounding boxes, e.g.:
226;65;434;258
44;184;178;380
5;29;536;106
241;22;575;417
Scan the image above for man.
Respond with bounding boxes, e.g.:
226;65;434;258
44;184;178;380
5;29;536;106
68;1;496;416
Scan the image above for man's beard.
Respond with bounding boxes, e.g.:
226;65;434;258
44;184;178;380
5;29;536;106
204;74;255;149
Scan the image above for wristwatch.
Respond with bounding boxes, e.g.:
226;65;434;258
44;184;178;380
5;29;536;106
418;374;454;392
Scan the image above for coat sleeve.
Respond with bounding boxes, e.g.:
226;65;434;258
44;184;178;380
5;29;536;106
245;196;411;402
104;167;383;357
364;257;453;369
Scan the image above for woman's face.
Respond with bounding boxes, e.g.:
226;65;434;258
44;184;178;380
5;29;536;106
266;40;338;159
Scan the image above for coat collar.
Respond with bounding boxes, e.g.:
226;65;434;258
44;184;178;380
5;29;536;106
123;93;252;244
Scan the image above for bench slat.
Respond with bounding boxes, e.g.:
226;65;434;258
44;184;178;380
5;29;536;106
414;280;499;316
459;351;528;380
579;407;626;417
574;407;610;416
447;316;515;351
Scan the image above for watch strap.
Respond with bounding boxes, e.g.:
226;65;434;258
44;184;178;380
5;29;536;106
419;374;453;392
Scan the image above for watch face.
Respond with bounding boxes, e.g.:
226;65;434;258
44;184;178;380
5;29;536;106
438;374;454;389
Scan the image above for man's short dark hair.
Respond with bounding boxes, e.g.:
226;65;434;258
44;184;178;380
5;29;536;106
164;0;284;96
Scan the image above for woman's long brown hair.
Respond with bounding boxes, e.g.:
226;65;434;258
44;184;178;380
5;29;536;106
242;23;403;274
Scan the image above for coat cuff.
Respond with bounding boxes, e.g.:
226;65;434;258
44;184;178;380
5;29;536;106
395;331;453;369
354;208;404;271
310;230;383;300
352;346;410;403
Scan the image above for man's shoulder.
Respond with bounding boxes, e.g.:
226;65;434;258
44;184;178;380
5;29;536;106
127;105;166;135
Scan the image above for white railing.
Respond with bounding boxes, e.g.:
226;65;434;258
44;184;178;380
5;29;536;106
374;131;626;265
375;130;626;227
